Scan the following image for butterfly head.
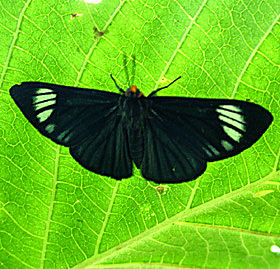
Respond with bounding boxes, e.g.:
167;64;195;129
125;85;144;98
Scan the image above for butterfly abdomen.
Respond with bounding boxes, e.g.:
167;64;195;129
128;127;144;168
122;98;145;168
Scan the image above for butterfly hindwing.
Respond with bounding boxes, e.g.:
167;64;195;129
69;111;133;179
140;97;273;182
141;113;207;183
10;82;133;178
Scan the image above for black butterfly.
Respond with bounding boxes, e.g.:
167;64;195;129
10;76;273;183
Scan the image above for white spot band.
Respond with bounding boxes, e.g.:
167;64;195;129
217;105;246;142
37;109;53;122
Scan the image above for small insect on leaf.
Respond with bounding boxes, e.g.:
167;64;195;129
156;186;165;194
155;185;170;194
9;59;273;184
93;27;104;38
71;13;83;19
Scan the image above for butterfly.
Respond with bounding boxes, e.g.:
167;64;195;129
10;75;273;183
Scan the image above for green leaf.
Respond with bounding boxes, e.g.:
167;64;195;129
1;0;280;268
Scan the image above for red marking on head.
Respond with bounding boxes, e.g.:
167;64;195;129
130;85;137;93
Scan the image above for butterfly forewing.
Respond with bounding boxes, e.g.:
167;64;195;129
10;82;133;178
10;82;121;145
140;97;273;182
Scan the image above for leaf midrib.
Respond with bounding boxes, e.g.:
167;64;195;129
153;0;208;91
74;0;126;87
73;169;280;268
0;0;32;88
40;145;61;269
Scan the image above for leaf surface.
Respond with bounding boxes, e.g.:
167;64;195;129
0;0;279;268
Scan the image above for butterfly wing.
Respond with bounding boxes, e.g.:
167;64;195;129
140;97;273;183
10;82;132;179
69;112;132;179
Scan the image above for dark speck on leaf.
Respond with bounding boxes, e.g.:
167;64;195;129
71;13;83;20
93;27;105;38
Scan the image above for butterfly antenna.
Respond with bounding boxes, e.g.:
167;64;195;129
123;54;131;87
148;76;182;97
110;74;125;93
131;55;136;85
